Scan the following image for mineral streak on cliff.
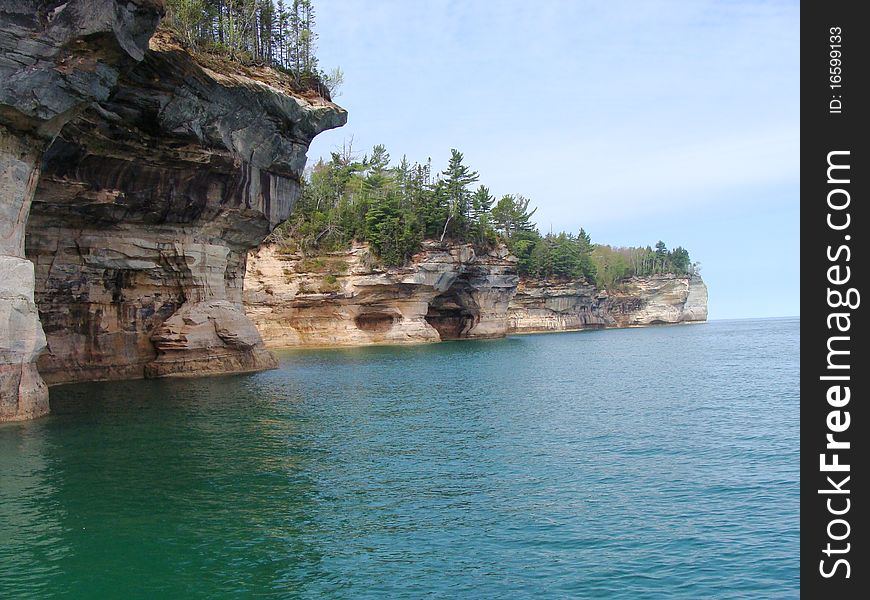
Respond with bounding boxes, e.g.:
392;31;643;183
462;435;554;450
244;242;519;347
245;243;707;349
1;0;164;421
1;2;346;420
509;274;708;333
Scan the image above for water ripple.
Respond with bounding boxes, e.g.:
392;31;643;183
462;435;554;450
0;318;799;598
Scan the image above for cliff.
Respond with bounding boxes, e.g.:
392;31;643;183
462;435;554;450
0;3;706;425
244;242;519;347
509;274;708;333
607;275;708;326
244;244;707;348
1;2;346;421
507;278;613;332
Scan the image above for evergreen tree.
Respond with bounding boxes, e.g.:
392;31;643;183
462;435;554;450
164;0;339;96
492;194;536;239
269;140;695;280
439;149;479;241
470;185;495;245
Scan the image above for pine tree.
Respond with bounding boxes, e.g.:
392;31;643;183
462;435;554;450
492;194;536;239
576;227;597;280
439;149;479;241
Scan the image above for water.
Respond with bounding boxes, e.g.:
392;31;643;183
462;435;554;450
0;318;799;598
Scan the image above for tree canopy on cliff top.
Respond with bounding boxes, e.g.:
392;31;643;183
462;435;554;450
164;0;343;97
269;142;696;287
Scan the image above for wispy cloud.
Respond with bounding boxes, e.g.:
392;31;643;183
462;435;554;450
308;0;799;317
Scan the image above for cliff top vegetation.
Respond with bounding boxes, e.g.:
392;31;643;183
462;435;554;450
269;141;698;289
163;0;343;99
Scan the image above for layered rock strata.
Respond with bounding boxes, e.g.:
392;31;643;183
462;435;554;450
509;274;708;334
1;0;163;420
607;275;708;326
26;31;346;384
507;278;614;333
1;3;346;420
244;242;519;347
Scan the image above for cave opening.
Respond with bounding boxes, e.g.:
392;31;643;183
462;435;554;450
425;278;480;340
354;312;396;333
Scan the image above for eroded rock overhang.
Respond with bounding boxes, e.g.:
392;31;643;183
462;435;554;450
1;2;347;421
2;0;165;421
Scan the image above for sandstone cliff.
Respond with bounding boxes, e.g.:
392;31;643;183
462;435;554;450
1;2;345;421
244;242;519;347
509;274;708;333
2;0;164;420
607;275;708;326
507;278;614;332
244;244;707;348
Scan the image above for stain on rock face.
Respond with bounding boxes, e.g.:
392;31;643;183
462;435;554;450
508;275;708;333
2;0;164;421
244;242;519;347
3;9;346;403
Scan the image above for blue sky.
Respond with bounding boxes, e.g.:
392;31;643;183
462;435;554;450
307;0;800;320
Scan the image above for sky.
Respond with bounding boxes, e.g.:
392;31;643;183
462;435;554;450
307;0;800;320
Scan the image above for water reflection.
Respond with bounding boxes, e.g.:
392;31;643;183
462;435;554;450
2;375;329;597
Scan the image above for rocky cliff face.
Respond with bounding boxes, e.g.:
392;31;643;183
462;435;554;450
509;274;708;333
1;0;164;420
1;2;346;420
607;275;708;326
508;279;614;332
244;242;519;347
245;244;707;348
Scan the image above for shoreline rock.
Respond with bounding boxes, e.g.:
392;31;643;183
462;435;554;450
244;242;519;347
245;242;708;349
1;5;345;421
509;274;708;334
1;0;164;421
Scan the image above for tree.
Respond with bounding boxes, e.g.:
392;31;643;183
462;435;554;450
164;0;339;96
438;149;479;241
492;194;536;239
167;0;205;46
654;240;668;273
669;246;691;274
469;185;495;245
271;139;697;280
576;227;597;280
322;66;344;97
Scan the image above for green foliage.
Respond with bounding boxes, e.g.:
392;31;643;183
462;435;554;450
164;0;341;95
273;144;499;266
437;149;479;241
492;194;536;239
506;228;692;289
365;192;420;267
319;273;340;293
300;257;348;274
274;142;695;282
590;241;695;288
507;231;596;281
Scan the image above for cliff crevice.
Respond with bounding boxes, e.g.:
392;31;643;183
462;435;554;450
1;3;346;420
245;242;707;348
244;242;519;347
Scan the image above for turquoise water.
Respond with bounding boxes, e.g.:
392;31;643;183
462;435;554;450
1;318;799;598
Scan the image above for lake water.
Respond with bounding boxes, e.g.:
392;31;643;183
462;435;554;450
0;318;799;598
